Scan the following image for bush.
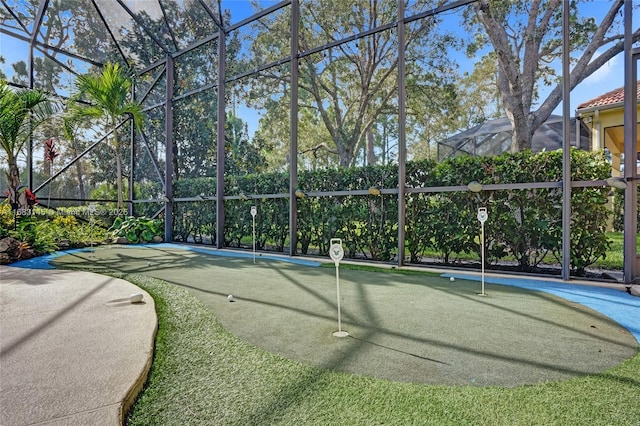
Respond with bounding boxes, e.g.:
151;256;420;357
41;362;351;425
612;186;640;233
168;149;614;274
109;216;163;244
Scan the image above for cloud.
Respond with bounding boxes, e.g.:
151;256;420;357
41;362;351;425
581;52;621;86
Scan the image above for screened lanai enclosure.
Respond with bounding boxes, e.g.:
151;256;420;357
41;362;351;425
0;0;638;283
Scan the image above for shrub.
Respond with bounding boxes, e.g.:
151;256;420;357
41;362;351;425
612;186;640;233
109;216;163;244
169;149;614;274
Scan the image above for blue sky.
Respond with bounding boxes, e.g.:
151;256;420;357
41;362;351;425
0;0;635;131
563;50;628;112
219;0;635;132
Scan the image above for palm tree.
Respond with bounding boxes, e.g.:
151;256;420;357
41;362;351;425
70;62;143;210
0;79;53;206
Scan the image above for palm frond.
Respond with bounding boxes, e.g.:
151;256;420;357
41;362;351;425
0;79;54;161
73;62;143;130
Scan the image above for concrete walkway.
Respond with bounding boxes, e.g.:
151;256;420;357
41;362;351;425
0;266;156;426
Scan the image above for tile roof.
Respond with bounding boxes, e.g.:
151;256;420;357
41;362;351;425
577;81;640;110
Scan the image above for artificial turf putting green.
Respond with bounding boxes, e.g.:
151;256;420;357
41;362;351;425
51;245;638;387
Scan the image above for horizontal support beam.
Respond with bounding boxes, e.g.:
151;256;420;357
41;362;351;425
147;180;616;204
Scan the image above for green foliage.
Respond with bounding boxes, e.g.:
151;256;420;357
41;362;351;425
173;149;613;275
0;79;54;161
0;204;110;256
612;186;640;233
172;177;218;244
0;204;14;238
69;62;143;210
109;216;163;244
246;0;458;168
47;214;108;247
12;217;56;254
0;79;54;194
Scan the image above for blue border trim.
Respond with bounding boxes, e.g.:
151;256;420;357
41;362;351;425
9;243;322;269
151;243;322;267
442;273;640;343
8;248;88;269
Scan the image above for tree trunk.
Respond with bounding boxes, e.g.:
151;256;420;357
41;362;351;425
115;152;124;210
496;66;533;152
76;165;86;201
505;106;533;153
65;135;87;201
43;153;51;175
113;133;124;210
366;131;375;165
6;161;21;208
337;136;355;168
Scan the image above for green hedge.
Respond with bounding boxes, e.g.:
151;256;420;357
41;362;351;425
169;149;612;276
612;185;640;233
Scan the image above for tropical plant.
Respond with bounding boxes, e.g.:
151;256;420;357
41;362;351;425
0;79;54;205
109;215;163;244
69;62;143;210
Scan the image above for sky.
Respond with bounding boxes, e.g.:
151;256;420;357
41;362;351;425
561;50;628;112
0;0;636;134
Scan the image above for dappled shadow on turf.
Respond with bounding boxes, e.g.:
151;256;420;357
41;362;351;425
239;265;637;385
51;246;639;389
347;334;450;364
424;282;637;349
159;270;636;382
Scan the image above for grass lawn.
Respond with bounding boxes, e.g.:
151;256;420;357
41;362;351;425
590;232;640;271
415;232;638;272
121;269;640;425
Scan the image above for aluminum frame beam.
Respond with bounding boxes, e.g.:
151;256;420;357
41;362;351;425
288;0;300;255
623;0;638;284
561;0;571;280
164;55;174;242
397;0;407;266
216;28;226;248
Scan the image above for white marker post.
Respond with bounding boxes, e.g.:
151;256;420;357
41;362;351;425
250;205;257;263
329;238;348;337
477;207;488;296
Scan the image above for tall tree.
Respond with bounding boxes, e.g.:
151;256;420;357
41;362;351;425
246;0;455;167
0;79;53;202
6;0;83;92
468;0;639;152
223;111;268;175
70;63;143;209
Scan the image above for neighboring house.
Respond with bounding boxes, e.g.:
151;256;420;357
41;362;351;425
576;82;640;176
436;115;590;161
